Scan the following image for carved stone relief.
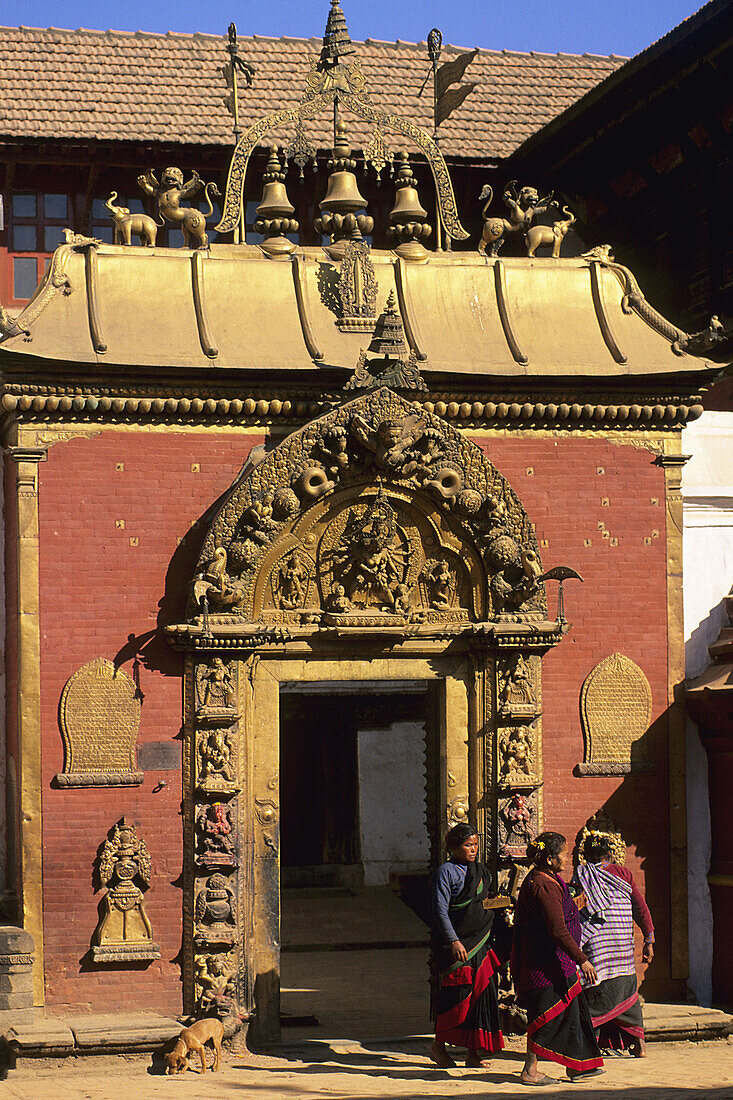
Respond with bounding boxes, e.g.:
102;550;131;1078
195;873;237;946
498;724;538;788
188;388;552;629
92;818;160;963
56;658;143;787
577;653;654;776
498;791;537;860
498;653;538;719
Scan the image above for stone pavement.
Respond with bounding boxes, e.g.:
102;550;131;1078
1;1036;732;1099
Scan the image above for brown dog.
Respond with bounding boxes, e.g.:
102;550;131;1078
164;1017;224;1074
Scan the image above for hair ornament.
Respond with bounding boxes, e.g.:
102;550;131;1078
535;839;545;850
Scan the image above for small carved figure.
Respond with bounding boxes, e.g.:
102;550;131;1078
499;654;535;707
314;426;350;478
239;493;277;546
165;1017;224;1075
197;658;234;711
350;413;427;477
422;559;453;610
195;951;236;1011
485;535;542;613
62;229;103;248
92;818;159;961
198;728;235;787
499;793;535;857
324;583;351;614
197;802;236;861
137;168;221;249
525;206;575;258
275;550;309;610
195;873;237;941
581;244;614;263
478;181;555;257
393;583;414;614
499;725;534;782
104;192;158;247
192;547;245;613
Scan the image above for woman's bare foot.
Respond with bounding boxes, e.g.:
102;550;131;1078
429;1040;456;1068
466;1049;492;1067
631;1038;647;1058
520;1070;554;1086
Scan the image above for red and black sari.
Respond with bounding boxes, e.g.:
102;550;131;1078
513;868;603;1074
433;861;506;1053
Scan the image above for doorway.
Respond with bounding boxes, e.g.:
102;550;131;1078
279;681;439;1038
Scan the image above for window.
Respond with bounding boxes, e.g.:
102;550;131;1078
9;192;69;252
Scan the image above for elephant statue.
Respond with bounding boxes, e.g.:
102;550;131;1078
105;192;158;246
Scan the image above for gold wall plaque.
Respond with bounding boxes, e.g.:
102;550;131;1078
577;652;653;776
56;658;143;787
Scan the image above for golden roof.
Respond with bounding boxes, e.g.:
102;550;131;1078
0;243;714;381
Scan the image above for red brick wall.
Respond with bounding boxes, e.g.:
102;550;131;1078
37;430;262;1012
475;433;671;991
32;427;672;1011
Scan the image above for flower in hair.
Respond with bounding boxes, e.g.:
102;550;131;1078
535;839;545;850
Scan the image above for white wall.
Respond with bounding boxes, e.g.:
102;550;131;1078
357;720;430;886
682;410;733;1006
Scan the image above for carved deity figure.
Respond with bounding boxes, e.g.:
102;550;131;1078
499;794;535;857
337;495;410;610
92;818;159;961
137;167;221;249
422;559;453;610
197;658;234;711
500;725;534;783
350;413;427;477
195;873;237;941
198;728;235;788
195;951;236;1011
499;654;535;708
275;551;309;610
197;802;236;862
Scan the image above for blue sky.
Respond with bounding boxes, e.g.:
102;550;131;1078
2;1;702;57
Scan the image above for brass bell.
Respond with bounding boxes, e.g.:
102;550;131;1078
256;146;295;220
389;152;427;223
318;121;367;214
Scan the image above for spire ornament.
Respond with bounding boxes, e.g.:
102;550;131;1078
345;291;427;391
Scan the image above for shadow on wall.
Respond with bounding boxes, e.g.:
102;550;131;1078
686;592;729;679
112;478;238;679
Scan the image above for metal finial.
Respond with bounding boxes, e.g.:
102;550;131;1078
427;28;443;63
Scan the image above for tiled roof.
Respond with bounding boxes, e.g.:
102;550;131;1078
0;25;626;159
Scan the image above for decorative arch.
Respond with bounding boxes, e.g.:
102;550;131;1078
191;386;547;629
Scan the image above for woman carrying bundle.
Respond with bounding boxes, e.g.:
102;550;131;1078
512;831;604;1085
573;832;654;1057
429;823;507;1069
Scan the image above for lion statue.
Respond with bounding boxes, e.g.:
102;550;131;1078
478;180;556;257
137;167;221;249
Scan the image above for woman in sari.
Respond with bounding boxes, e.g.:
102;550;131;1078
513;831;604;1085
430;823;507;1068
574;833;654;1057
